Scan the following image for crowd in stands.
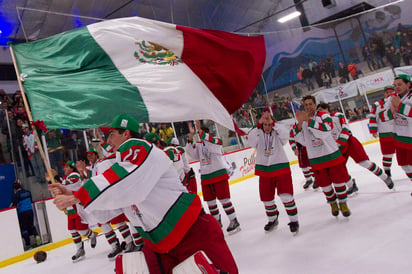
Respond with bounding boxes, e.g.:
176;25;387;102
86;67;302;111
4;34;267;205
234;24;412;129
0;89;86;179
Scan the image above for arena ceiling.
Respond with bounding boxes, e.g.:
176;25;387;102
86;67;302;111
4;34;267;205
2;0;397;45
0;0;290;46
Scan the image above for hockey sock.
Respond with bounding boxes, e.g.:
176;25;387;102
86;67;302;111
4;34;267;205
206;200;220;220
359;160;387;180
116;222;132;243
302;167;312;181
382;154;394;171
219;198;236;221
322;185;337;203
129;225;144;247
279;194;298;222
101;223;118;247
262;201;279;222
69;230;83;249
333;182;348;202
79;229;92;237
401;165;412;181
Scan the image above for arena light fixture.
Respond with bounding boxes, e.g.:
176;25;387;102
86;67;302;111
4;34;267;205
277;11;301;23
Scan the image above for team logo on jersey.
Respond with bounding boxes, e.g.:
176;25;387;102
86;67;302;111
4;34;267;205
134;40;183;66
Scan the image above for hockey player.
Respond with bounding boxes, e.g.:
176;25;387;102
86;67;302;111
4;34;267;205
289;125;318;190
369;85;397;177
248;111;299;233
185;120;241;234
46;161;97;262
77;147;141;260
144;132;166;149
316;102;394;194
391;74;412;184
164;138;198;194
49;114;238;273
294;96;351;217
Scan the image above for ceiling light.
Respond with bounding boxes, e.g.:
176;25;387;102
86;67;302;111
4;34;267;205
278;11;301;23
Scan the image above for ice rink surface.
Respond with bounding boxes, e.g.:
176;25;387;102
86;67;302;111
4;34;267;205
1;142;411;274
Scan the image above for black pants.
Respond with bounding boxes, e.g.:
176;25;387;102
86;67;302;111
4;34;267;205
18;210;38;246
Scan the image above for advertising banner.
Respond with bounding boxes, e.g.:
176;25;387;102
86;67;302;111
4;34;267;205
314;81;358;103
189;148;257;192
356;69;395;95
0;164;16;209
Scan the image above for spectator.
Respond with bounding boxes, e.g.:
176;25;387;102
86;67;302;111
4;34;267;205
158;123;174;143
400;45;411;66
362;45;376;71
14;106;27;121
362;102;371;116
325;56;335;81
11;182;41;250
63;129;79;162
321;71;331;88
390;45;401;68
338;62;350;83
347;61;358;80
296;69;303;84
290;81;301;98
308;59;317;72
44;129;64;177
302;65;314;91
372;40;386;68
22;124;46;183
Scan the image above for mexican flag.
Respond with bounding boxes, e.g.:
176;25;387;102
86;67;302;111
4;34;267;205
12;16;265;130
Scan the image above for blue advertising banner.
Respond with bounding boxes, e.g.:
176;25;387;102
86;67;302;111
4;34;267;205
0;164;16;209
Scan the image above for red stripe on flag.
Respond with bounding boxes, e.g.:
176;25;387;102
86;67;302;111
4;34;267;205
177;26;266;114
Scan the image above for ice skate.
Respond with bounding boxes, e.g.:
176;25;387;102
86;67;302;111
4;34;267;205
383;176;394;190
312;181;319;190
288;221;299;235
72;243;85;263
384;169;391;178
347;180;359;196
303;179;313;190
124;241;140;253
264;218;279;232
226;218;240;234
89;231;97;248
107;241;122;260
339;202;351;217
330;202;339;217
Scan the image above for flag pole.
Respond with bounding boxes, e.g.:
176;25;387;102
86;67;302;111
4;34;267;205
9;45;57;186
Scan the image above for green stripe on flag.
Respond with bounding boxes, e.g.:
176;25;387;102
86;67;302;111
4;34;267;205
13;27;149;129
